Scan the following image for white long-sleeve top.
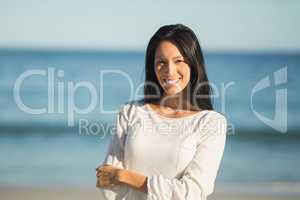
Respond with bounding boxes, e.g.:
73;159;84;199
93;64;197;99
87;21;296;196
98;100;227;200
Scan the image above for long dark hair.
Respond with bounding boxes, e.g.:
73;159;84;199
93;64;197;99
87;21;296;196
143;24;213;110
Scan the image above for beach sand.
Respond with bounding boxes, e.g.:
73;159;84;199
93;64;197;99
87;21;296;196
1;183;300;200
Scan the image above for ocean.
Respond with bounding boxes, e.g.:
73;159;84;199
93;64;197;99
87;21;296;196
0;49;299;187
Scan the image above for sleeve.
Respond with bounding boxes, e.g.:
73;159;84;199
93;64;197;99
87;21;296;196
102;104;128;167
146;112;227;200
98;104;133;200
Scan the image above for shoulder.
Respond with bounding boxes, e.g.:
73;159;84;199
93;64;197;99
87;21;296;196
198;110;227;136
203;110;227;124
117;99;144;122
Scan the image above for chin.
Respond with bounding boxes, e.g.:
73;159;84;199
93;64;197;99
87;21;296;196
163;88;183;96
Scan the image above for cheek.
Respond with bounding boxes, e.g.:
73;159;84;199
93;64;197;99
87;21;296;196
154;69;161;80
154;69;164;86
180;68;191;84
154;68;159;77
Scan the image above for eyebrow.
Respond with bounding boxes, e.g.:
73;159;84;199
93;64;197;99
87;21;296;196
155;56;184;60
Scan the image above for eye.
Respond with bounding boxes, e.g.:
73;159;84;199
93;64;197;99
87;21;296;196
175;59;183;63
156;60;165;66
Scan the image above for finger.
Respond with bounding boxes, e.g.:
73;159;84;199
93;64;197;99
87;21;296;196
96;170;103;175
99;174;109;182
97;178;110;187
96;166;103;171
96;171;103;177
97;182;112;189
96;170;115;185
96;178;103;187
98;165;109;171
97;171;109;176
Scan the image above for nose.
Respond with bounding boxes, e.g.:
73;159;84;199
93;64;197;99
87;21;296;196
164;61;177;76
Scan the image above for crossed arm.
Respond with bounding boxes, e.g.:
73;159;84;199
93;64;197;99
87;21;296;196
96;164;148;193
96;108;227;199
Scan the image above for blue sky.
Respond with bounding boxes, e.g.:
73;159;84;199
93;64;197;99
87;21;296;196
0;0;299;51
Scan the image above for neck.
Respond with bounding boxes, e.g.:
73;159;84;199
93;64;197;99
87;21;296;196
159;93;193;111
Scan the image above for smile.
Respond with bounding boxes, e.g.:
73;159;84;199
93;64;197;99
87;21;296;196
163;77;182;86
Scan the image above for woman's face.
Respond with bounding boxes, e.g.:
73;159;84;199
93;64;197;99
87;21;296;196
154;40;191;96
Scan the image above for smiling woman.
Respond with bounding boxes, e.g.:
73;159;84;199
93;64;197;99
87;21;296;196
96;24;227;200
154;40;191;97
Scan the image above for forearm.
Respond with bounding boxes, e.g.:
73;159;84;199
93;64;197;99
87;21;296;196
117;169;148;193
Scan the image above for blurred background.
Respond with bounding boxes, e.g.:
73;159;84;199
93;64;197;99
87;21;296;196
0;0;299;199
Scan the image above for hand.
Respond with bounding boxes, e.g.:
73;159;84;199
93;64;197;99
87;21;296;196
96;164;122;188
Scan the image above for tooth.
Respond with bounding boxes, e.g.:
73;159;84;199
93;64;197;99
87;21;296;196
165;79;179;84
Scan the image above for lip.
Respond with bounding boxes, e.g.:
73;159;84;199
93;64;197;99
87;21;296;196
163;77;182;81
162;77;182;86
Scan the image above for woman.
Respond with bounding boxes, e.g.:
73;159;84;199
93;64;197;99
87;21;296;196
96;24;227;200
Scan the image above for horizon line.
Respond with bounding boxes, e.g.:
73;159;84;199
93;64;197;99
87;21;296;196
0;46;300;55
